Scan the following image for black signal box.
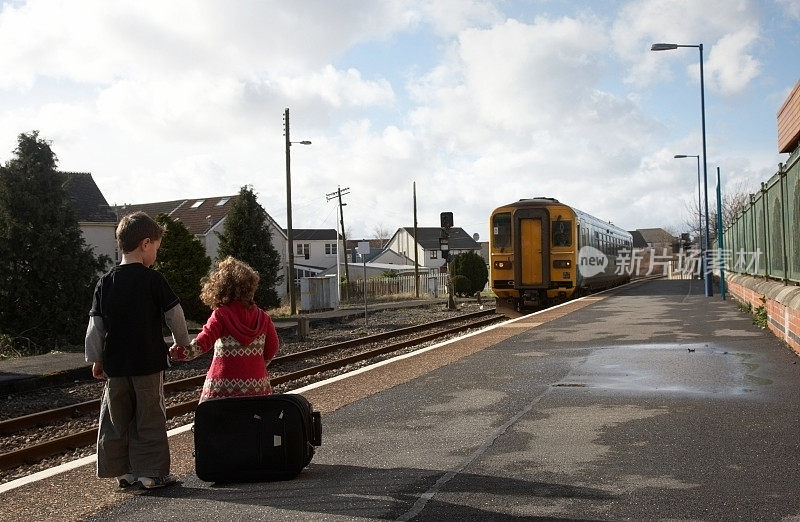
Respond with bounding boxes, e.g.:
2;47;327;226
440;212;453;229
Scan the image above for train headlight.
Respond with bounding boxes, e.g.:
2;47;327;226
553;259;572;268
493;260;512;270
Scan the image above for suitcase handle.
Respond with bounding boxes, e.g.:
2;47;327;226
311;411;322;446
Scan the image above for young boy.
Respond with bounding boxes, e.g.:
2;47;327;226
85;211;191;489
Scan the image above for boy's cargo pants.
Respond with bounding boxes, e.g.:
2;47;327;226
96;372;170;478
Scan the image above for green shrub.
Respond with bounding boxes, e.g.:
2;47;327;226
452;252;488;295
451;275;472;296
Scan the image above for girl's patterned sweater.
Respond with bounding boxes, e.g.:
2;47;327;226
171;301;279;402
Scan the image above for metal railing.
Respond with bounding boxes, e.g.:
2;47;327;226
722;146;800;283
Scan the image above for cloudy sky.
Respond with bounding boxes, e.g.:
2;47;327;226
1;0;798;241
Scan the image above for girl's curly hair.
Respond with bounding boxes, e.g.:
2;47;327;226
200;256;260;309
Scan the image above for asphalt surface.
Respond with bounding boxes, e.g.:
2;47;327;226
7;279;800;521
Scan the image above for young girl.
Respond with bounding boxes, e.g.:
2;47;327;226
169;257;280;402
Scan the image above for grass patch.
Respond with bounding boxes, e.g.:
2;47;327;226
752;296;768;329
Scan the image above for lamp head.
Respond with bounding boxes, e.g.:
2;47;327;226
651;43;679;51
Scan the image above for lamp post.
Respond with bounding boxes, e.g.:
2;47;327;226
674;154;703;264
652;42;713;297
284;107;311;316
716;166;726;299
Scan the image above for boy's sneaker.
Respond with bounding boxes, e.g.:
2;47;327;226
117;473;136;488
139;473;178;489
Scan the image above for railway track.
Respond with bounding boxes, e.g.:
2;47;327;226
0;308;502;473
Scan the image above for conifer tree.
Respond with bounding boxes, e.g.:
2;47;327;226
153;213;211;323
0;132;107;353
216;186;283;308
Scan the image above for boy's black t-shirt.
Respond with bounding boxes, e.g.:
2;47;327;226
90;263;180;377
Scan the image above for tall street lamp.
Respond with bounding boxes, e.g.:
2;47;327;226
284;107;311;316
674;154;703;258
652;42;713;297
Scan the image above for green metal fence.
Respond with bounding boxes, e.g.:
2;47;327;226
723;146;800;283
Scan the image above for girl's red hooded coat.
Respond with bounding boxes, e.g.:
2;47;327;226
172;301;280;402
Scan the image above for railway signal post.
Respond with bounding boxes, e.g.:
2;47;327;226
441;212;456;310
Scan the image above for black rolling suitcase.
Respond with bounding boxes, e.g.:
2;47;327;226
193;394;322;482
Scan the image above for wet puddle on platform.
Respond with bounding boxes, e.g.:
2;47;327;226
552;343;769;397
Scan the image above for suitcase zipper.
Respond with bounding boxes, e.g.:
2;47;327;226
254;413;263;464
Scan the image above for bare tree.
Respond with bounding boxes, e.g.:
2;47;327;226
660;225;679;238
682;180;752;244
372;223;391;247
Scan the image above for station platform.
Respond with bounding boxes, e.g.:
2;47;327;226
4;279;800;520
0;298;447;394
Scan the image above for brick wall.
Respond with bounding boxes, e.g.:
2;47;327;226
725;274;800;354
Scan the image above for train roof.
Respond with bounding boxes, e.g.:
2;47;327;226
493;197;631;239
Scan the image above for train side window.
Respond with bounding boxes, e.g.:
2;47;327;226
552;220;572;247
492;213;511;249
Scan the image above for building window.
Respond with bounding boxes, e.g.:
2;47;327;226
325;243;337;255
216;198;229;206
430;250;438;259
190;200;205;209
296;243;310;258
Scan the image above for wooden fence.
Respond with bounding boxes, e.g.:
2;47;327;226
340;273;449;301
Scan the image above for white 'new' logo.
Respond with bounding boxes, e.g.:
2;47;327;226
578;246;608;277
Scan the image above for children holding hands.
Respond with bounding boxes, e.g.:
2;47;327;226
170;257;280;403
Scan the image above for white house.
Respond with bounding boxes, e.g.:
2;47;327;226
289;229;342;279
62;172;118;265
319;247;418;280
384;227;482;270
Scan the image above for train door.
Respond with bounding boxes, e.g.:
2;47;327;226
520;218;543;285
514;208;550;288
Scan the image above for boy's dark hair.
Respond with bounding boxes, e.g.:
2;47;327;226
116;211;165;253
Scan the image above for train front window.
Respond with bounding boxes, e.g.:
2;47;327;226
492;213;511;249
552;220;572;247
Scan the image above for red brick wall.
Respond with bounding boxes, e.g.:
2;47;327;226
726;278;800;354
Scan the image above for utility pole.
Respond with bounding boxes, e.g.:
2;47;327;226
326;186;351;299
413;182;419;298
283;108;311;316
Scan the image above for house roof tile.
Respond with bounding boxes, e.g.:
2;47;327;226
114;196;237;236
636;228;677;244
292;229;340;241
60;172;117;223
400;227;481;250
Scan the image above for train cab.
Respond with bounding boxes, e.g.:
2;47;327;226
490;198;578;310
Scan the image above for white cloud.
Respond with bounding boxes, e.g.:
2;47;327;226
408;15;611;148
612;0;762;96
776;0;800;19
704;27;761;95
0;0;417;88
419;0;503;35
273;66;395;108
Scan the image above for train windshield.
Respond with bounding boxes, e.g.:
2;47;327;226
552;220;572;247
492;213;511;249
